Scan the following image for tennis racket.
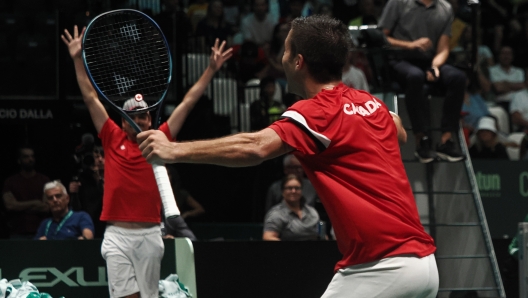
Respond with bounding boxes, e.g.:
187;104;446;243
82;9;180;220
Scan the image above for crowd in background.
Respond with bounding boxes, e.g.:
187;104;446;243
4;0;528;242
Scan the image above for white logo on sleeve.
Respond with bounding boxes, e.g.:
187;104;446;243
120;145;126;150
343;98;382;116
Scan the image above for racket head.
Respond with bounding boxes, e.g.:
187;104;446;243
82;9;172;130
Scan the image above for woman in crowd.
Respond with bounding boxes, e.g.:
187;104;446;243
263;174;320;241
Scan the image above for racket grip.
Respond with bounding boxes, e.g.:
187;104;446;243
152;163;181;218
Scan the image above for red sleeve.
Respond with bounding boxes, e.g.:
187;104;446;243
269;118;320;155
98;118;120;148
159;122;174;142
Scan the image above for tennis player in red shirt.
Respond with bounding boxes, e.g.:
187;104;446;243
138;15;438;298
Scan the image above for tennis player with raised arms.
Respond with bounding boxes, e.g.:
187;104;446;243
138;15;438;298
61;24;232;297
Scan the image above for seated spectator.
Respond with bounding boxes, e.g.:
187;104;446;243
241;0;278;47
510;89;528;132
489;46;526;112
342;51;370;92
3;146;50;239
263;174;320;241
462;76;492;135
223;0;241;31
264;154;318;212
379;0;467;163
195;0;234;49
250;76;285;131
469;116;510;160
35;180;94;240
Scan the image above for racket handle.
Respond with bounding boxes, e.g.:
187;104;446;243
152;163;181;218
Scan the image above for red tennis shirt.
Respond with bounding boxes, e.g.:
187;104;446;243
269;83;436;271
99;119;173;223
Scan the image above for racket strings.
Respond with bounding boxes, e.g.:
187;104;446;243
84;13;170;104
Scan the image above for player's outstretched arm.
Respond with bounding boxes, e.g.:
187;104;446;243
138;128;293;167
61;25;109;133
166;38;233;138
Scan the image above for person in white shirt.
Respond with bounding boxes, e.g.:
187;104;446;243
241;0;278;47
489;46;526;107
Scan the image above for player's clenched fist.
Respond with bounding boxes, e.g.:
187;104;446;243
137;130;177;164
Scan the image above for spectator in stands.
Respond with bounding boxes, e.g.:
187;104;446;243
348;0;380;26
264;22;290;90
35;180;94;240
342;51;370;92
469;116;510;160
223;0;241;31
379;0;467;163
265;154;318;212
489;46;526;112
195;0;234;49
2;146;49;238
250;76;285;131
263;174;320;241
241;0;278;47
462;75;492;136
510;88;528;132
69;145;105;238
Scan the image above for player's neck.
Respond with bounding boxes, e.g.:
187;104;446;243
303;78;341;99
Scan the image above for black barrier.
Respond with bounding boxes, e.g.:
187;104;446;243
472;160;528;238
193;241;341;298
0;239;176;298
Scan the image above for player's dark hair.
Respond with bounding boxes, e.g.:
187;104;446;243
289;15;352;83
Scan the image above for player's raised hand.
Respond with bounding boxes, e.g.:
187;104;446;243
61;25;86;59
208;38;233;72
138;130;177;164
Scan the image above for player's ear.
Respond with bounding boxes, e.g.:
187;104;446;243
295;54;304;70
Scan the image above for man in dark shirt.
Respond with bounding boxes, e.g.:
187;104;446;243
2;146;49;238
378;0;467;163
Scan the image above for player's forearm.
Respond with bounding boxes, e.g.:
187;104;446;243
73;57;99;104
176;133;272;167
185;66;216;103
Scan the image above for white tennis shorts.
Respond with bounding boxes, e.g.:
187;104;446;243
321;254;438;298
101;225;164;298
